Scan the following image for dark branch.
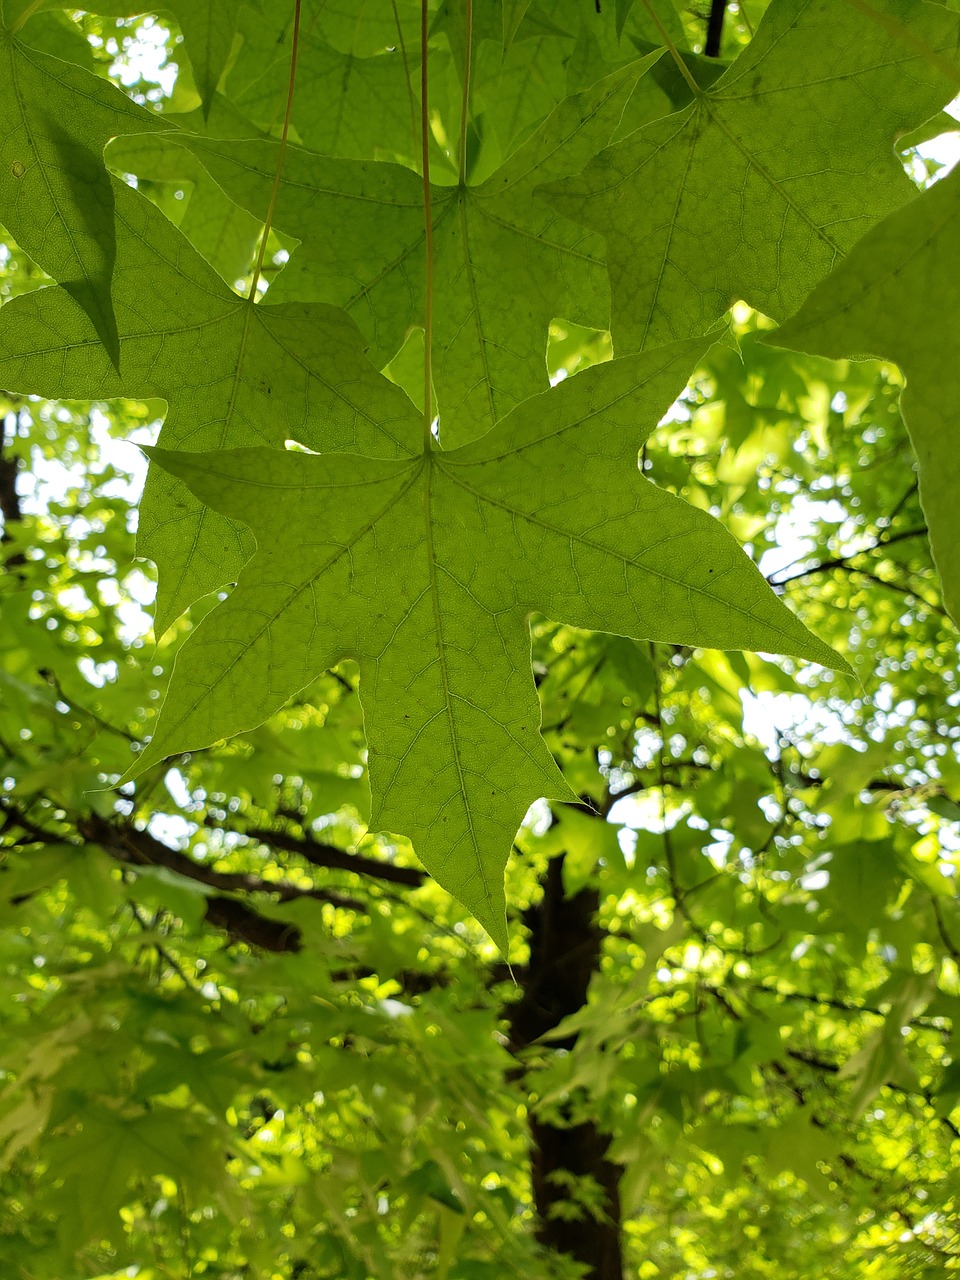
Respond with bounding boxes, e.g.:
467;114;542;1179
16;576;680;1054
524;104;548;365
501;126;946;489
203;895;304;953
78;813;366;911
2;802;314;953
245;826;426;887
705;0;726;56
0;407;26;569
770;526;928;587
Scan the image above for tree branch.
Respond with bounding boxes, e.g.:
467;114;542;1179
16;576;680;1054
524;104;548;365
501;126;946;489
0;406;26;569
78;813;367;911
705;0;726;57
203;895;304;953
770;526;928;587
244;826;426;886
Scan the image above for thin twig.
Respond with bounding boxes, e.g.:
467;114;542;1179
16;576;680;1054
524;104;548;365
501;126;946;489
128;900;202;992
647;643;709;945
770;526;928;587
640;0;701;96
9;0;46;33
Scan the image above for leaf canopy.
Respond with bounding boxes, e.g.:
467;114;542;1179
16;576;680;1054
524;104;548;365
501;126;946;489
2;2;960;1272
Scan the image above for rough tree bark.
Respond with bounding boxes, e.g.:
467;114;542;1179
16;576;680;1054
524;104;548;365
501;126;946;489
507;850;622;1280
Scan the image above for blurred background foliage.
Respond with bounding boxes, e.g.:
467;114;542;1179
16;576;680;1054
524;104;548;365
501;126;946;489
1;1;960;1277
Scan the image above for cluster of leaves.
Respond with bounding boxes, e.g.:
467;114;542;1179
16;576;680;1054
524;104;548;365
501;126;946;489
1;0;960;1277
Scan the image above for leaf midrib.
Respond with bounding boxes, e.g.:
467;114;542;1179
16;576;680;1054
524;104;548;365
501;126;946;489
421;458;493;910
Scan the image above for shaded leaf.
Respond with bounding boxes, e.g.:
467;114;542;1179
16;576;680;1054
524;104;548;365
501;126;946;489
0;10;172;359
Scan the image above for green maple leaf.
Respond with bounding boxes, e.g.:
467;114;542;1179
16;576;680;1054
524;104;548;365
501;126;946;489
131;340;841;947
769;161;960;626
50;1103;226;1245
0;4;172;361
184;55;659;445
540;0;960;352
0;177;419;633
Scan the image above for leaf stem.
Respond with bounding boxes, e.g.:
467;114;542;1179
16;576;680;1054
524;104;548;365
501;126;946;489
9;0;45;34
248;0;302;304
640;0;702;98
421;0;435;449
458;0;474;185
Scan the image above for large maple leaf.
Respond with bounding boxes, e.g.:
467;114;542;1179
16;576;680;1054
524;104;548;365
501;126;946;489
0;4;172;360
0;178;419;633
540;0;960;352
181;56;659;445
769;160;960;626
131;340;841;946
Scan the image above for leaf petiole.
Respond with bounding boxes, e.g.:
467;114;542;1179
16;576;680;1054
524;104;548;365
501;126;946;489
640;0;702;97
420;0;435;449
248;0;302;303
458;0;474;186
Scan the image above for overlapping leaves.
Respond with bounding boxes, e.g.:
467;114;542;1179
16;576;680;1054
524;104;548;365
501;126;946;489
0;1;172;358
771;160;960;625
0;178;418;632
542;0;960;351
4;0;945;943
180;55;660;444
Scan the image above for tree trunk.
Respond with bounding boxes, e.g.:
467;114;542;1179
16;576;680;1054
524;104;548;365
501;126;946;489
0;407;26;570
507;852;623;1279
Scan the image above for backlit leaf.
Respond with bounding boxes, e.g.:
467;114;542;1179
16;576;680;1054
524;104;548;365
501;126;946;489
0;6;172;359
133;340;841;945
